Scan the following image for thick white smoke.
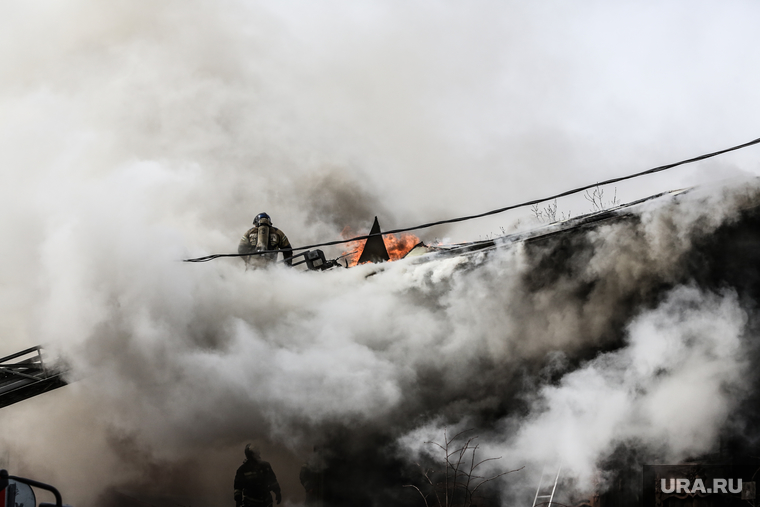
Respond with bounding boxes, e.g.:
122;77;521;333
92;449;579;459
510;285;748;497
396;184;759;505
2;2;760;507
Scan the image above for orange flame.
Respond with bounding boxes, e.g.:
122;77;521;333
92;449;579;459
385;233;420;261
340;226;364;268
340;227;420;267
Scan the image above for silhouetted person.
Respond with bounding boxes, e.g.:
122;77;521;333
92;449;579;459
234;444;281;507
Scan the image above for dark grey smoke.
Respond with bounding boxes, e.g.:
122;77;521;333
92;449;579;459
295;167;394;234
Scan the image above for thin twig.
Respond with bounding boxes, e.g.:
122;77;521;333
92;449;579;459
403;484;431;507
470;466;525;497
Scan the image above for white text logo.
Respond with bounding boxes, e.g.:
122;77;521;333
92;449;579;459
661;478;742;495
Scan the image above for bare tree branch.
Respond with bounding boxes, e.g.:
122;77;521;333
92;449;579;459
470;467;525;498
405;430;523;507
403;484;431;507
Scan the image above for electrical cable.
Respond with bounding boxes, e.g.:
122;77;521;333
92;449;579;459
183;135;760;262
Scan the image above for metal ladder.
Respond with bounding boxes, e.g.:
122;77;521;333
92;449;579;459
531;465;561;507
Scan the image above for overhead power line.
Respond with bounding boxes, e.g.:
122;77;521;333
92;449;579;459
184;135;760;263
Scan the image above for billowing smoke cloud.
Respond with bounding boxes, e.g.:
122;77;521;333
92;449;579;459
2;2;760;507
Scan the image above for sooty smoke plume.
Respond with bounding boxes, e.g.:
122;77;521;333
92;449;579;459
3;2;760;507
6;178;760;507
295;167;395;234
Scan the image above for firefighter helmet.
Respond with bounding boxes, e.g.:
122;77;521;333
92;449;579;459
245;443;261;460
253;212;271;226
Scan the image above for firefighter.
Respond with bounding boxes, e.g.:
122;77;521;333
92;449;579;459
238;213;293;268
234;444;282;507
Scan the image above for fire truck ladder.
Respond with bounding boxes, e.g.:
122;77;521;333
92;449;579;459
531;465;561;507
0;346;67;409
